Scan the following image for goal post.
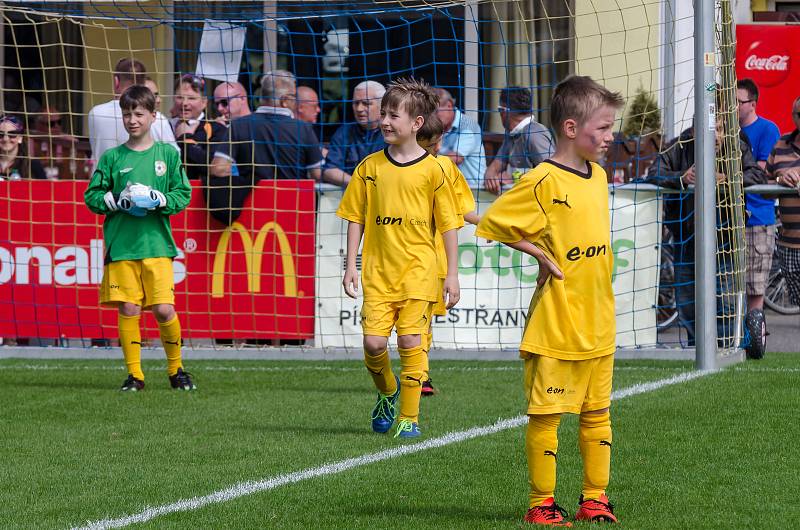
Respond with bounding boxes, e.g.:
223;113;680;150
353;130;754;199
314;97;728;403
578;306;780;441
0;1;744;365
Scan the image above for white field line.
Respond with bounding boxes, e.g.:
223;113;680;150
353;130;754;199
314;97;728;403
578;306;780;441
2;363;685;374
71;368;715;530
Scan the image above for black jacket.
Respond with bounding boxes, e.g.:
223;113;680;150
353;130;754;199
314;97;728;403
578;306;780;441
641;127;766;252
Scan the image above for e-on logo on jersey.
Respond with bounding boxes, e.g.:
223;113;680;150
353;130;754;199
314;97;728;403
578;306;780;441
376;215;402;226
566;244;607;262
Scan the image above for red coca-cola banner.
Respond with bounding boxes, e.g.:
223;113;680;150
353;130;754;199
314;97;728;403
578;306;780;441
736;24;798;134
0;180;316;340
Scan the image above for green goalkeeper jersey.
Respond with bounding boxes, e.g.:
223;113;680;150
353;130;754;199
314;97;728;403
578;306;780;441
84;142;192;262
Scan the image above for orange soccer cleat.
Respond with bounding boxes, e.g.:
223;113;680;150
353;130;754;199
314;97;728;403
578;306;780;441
523;498;572;527
574;494;618;523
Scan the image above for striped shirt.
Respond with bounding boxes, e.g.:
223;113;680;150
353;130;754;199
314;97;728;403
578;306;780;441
766;130;800;248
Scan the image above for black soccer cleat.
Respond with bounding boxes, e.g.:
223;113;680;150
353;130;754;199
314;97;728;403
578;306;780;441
120;374;144;392
421;377;436;396
744;309;766;360
169;368;196;390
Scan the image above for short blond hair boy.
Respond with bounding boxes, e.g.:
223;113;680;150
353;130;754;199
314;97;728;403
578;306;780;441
476;75;624;525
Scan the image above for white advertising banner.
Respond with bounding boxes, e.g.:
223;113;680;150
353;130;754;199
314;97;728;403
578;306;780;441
315;187;660;350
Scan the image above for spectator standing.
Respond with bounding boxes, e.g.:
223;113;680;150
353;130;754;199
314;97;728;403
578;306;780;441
643;118;766;346
28;106;77;179
484;86;555;194
144;77;163;112
296;86;321;124
322;80;386;186
213;81;251;124
208;70;323;224
737;78;781;359
767;96;800;321
433;87;486;188
171;74;227;180
0;114;45;180
88;58;178;160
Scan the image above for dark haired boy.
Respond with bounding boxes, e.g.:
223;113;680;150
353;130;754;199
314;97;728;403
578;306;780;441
84;84;194;392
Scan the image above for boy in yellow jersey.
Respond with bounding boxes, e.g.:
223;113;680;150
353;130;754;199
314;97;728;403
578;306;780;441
476;76;624;526
415;113;480;395
84;85;194;392
337;79;463;438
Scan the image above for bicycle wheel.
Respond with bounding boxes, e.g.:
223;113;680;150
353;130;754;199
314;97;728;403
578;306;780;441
764;261;800;315
656;237;679;328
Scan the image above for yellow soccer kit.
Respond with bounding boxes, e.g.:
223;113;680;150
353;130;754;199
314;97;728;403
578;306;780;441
475;160;615;360
337;148;463;303
100;257;175;308
432;156;475;315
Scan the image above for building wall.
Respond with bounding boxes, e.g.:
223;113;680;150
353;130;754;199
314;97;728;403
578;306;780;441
81;3;173;133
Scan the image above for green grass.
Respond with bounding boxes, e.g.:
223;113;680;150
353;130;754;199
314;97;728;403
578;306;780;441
1;355;798;529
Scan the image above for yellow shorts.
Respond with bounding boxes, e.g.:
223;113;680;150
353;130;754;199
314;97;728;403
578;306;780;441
432;278;446;316
361;299;433;337
524;354;614;415
100;257;175;308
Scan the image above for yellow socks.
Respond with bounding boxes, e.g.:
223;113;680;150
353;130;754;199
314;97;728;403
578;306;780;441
527;413;561;507
423;331;433;380
364;349;397;395
397;344;426;423
158;316;183;377
118;314;143;381
579;411;612;500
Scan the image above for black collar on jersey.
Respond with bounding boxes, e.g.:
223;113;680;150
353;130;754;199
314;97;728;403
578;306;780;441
543;158;592;180
384;147;429;167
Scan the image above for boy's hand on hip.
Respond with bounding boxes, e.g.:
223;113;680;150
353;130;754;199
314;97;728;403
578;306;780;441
443;275;460;309
536;255;564;287
343;267;359;299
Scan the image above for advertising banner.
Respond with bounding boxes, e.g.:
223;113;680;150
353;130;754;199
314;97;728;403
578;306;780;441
0;180;316;339
736;24;798;134
315;187;660;349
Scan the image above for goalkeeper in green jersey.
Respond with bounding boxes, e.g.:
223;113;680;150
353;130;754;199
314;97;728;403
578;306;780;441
84;84;194;392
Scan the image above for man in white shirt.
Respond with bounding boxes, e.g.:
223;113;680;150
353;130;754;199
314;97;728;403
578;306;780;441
87;58;178;160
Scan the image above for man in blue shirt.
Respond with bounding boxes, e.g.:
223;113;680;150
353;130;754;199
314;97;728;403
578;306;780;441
322;81;386;187
434;87;486;188
737;78;781;359
208;70;323;224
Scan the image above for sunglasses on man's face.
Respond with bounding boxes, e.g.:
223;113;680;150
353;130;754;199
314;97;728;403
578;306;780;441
216;96;244;107
0;131;20;139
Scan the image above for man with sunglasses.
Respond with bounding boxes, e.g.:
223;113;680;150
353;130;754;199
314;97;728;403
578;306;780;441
88;58;178;160
737;78;781;359
213;82;251;124
484;86;555;195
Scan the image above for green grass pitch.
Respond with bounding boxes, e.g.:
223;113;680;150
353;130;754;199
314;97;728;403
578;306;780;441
1;354;798;529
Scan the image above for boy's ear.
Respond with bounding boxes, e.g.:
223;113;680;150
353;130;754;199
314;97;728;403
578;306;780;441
412;115;425;132
562;118;578;139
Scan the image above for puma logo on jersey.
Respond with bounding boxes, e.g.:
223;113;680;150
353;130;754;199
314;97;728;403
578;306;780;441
544;450;557;458
599;440;612;447
365;175;377;186
552;195;571;208
165;339;182;347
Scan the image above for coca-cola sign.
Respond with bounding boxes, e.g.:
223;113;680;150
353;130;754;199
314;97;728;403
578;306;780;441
744;54;789;71
743;40;790;86
737;25;800;134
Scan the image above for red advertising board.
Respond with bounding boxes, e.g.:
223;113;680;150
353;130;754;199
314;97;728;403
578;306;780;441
0;180;316;339
736;24;798;134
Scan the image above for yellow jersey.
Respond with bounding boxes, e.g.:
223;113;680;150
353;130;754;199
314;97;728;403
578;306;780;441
434;155;476;278
475;160;615;360
337;148;463;302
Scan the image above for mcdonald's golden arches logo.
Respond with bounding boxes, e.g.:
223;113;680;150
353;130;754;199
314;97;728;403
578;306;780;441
212;221;298;298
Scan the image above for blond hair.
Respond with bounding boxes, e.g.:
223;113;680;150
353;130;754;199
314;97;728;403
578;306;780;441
551;76;624;137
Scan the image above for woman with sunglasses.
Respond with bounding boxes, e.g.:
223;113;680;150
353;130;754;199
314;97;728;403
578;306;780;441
0;115;46;180
171;74;227;180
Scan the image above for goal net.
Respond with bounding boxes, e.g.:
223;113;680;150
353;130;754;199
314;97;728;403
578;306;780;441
0;1;743;355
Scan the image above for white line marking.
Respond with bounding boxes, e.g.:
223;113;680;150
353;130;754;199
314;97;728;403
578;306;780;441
1;363;684;374
71;368;716;530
